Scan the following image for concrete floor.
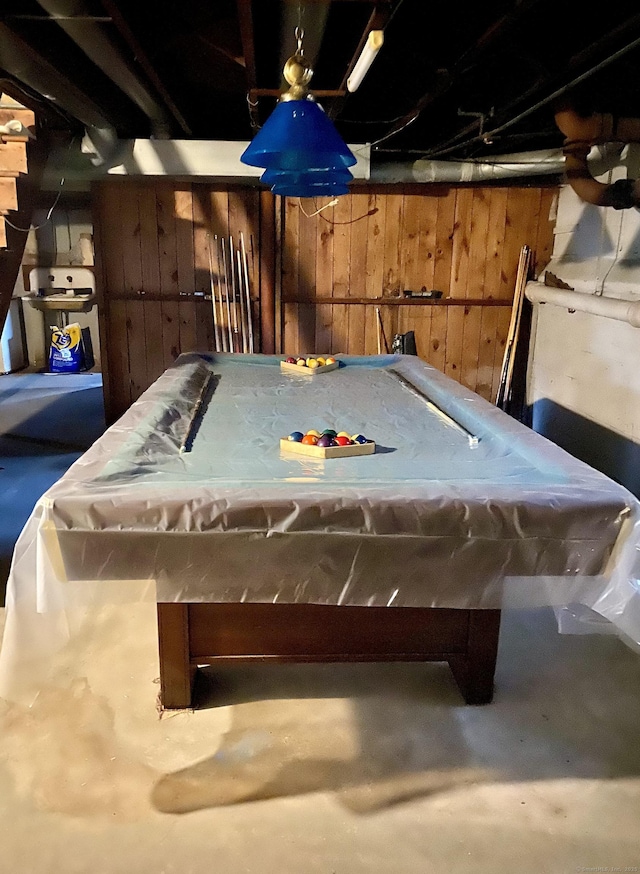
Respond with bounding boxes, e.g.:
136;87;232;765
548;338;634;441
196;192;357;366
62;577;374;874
1;373;640;873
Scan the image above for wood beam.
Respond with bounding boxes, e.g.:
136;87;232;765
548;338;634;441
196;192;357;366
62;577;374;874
236;0;260;131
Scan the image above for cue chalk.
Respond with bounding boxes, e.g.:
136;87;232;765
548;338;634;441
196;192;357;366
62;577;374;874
392;372;480;447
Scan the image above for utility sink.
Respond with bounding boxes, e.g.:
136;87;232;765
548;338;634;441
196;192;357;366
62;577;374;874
24;291;97;313
24;267;96;314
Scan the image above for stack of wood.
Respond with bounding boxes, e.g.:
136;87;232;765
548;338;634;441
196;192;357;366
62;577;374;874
0;94;35;249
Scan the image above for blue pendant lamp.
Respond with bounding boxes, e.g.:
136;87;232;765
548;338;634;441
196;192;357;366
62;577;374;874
240;29;356;197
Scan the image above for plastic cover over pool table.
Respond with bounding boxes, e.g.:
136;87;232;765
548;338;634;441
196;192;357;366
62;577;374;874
1;353;639;700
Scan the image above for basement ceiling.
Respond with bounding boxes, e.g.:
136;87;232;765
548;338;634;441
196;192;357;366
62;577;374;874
2;0;640;168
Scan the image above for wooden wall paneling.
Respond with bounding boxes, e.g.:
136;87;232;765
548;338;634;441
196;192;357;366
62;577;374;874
228;187;260;352
382;193;403;297
364;193;387;354
118;183;147;405
174;185;198;355
428;189;456;373
282;196;300;355
476;189;508;400
259;189;276;353
315;198;334;354
297;201;317;353
94;183;129;423
444;190;470;381
137;183;165;388
490;187;527;400
411;195;440;360
190;185;214;353
210;188;233;351
347;194;371;353
379;192;403;353
460;190;491;392
156;182;181;367
330;194;352;355
402;193;421;294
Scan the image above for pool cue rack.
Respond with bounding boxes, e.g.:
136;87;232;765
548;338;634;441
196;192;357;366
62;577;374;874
207;232;255;354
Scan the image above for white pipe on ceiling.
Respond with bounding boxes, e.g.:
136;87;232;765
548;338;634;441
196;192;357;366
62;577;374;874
371;150;565;183
525;281;640;328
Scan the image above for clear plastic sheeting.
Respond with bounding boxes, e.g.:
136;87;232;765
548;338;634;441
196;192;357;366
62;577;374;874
1;352;640;702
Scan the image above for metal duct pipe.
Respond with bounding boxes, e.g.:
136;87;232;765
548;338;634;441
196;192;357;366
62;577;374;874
526;281;640;328
0;21;115;132
370;150;565;184
555;108;640;209
35;0;174;137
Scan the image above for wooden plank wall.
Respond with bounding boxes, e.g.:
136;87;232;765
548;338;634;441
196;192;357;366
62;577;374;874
93;180;272;423
281;185;557;402
93;179;556;421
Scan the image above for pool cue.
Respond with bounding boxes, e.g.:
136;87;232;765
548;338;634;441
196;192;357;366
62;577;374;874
497;244;530;409
240;232;254;353
220;237;233;352
207;236;222;352
392;371;480;447
214;235;228;352
228;236;241;351
376;307;389;353
237;249;248;352
504;245;531;406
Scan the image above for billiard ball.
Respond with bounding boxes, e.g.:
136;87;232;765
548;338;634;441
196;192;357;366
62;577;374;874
325;356;336;365
337;431;350;438
316;356;326;366
301;434;318;445
334;436;351;446
321;429;337;437
306;429;321;437
285;357;296;364
351;434;368;444
317;434;335;447
287;431;304;442
296;358;306;367
307;358;319;368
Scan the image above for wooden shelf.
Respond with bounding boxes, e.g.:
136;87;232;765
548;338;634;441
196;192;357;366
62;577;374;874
281;297;512;307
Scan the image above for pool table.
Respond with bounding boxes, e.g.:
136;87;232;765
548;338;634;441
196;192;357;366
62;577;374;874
2;352;639;709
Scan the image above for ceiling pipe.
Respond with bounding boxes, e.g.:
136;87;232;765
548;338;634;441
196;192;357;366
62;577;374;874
526;281;640;328
0;22;114;131
555;108;640;209
35;0;175;138
370;149;565;183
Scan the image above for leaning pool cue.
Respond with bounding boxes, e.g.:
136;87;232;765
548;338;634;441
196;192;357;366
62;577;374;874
240;232;254;353
207;235;221;352
214;235;227;352
228;235;241;352
237;248;248;352
376;307;389;353
220;237;233;352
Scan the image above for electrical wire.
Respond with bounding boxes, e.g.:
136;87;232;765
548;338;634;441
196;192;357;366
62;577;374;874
3;136;75;233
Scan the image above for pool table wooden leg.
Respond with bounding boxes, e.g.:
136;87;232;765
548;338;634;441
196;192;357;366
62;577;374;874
447;609;501;704
157;603;196;709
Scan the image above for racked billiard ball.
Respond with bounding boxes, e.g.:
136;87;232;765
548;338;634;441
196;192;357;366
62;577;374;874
316;434;335;447
302;434;319;445
287;431;304;442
